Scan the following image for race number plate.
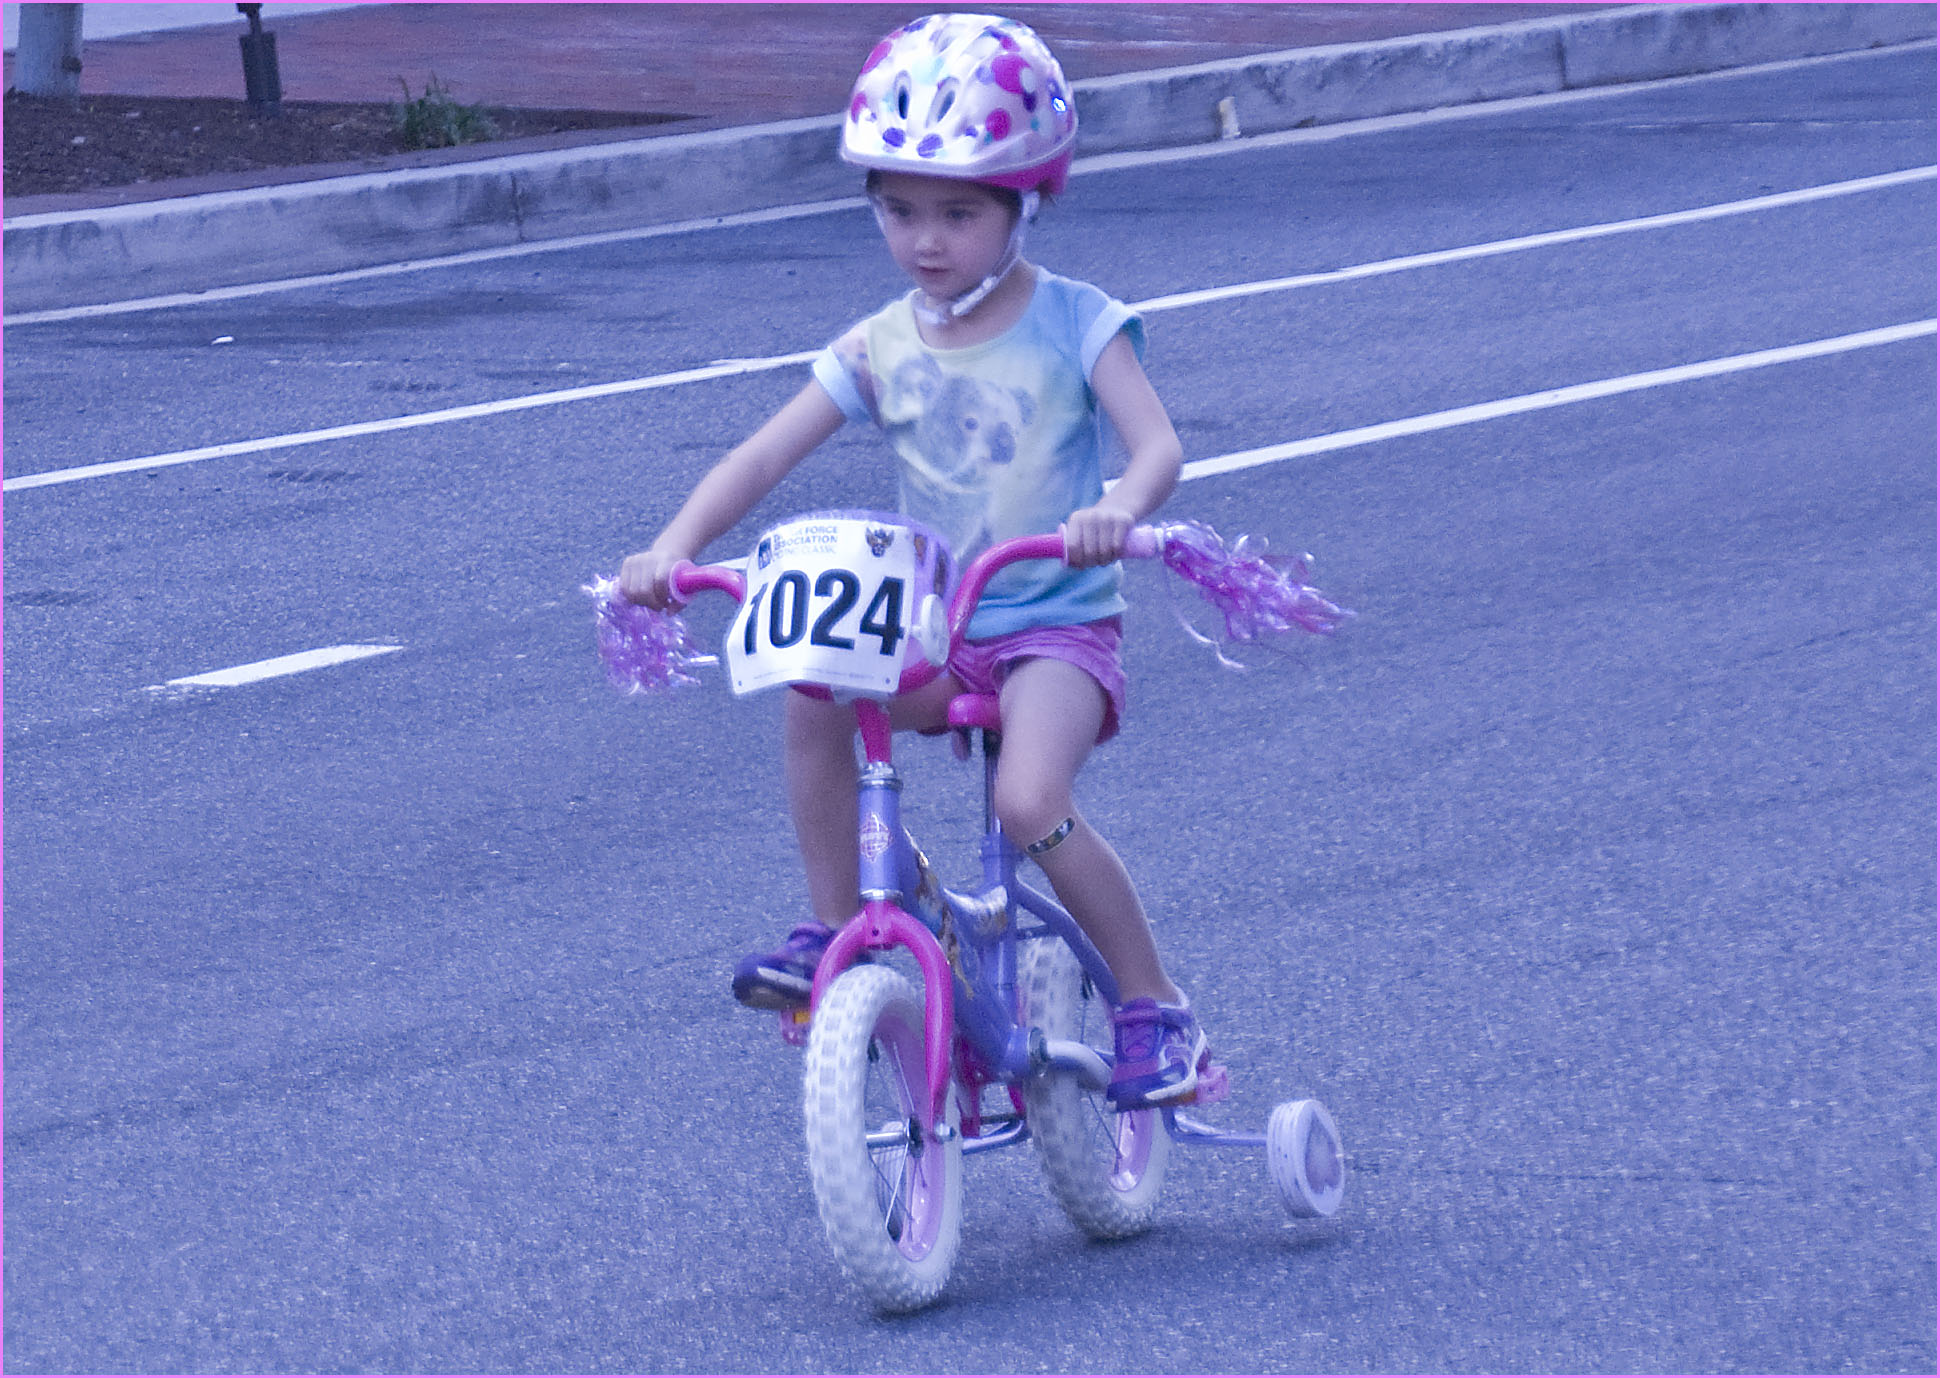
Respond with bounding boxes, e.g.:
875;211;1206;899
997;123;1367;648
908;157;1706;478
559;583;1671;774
725;515;930;696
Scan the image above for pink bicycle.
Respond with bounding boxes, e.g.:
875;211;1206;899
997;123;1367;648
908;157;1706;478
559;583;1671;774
594;511;1347;1312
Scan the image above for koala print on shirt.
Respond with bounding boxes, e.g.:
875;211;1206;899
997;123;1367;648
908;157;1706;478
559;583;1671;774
878;353;1039;554
888;354;1034;479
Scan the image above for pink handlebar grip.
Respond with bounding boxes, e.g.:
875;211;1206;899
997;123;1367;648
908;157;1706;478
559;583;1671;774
668;560;746;605
1048;523;1163;560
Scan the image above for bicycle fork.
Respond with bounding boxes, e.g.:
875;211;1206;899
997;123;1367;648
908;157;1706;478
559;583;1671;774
810;702;957;1135
810;702;1125;1138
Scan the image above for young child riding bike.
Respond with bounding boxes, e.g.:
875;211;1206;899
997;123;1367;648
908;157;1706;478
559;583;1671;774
617;12;1206;1109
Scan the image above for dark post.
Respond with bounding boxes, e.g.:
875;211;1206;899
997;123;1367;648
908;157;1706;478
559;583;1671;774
236;3;282;116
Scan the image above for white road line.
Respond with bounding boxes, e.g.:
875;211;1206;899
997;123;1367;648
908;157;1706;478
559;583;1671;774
1178;319;1937;482
152;643;402;689
1137;166;1937;313
3;351;819;491
7;165;1930;495
137;319;1935;693
7;40;1925;328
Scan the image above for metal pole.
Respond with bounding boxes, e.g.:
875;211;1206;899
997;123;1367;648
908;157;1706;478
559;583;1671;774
14;3;84;99
236;3;282;116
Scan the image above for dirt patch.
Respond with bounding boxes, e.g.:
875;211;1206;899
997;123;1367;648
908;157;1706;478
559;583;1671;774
3;91;685;198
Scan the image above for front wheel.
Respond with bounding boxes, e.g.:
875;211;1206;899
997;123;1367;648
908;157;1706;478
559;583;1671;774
1019;939;1169;1239
803;964;963;1312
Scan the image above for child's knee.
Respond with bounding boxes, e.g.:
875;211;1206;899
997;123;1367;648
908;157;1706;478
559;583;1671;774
994;780;1075;854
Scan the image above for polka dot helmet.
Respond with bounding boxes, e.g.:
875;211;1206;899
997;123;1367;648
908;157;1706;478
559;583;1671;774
840;13;1078;195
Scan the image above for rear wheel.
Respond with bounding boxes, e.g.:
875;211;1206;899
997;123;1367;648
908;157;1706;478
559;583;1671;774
1019;939;1169;1238
803;965;962;1312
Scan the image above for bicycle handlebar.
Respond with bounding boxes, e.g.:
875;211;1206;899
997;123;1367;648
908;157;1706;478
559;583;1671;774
657;524;1159;696
945;525;1161;648
666;559;746;606
666;524;1159;621
602;518;1346;698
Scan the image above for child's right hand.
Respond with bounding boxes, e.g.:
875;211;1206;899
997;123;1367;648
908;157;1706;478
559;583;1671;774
616;548;689;610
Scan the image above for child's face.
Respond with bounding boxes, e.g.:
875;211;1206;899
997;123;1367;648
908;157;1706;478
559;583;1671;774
870;173;1017;301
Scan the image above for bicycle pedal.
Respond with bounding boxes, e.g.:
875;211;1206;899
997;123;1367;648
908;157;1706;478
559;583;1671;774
1190;1059;1231;1106
777;1005;812;1048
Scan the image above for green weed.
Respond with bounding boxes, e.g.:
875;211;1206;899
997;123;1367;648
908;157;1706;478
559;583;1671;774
390;77;498;150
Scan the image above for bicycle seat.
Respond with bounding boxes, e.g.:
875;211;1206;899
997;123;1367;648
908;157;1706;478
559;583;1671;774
947;693;1002;733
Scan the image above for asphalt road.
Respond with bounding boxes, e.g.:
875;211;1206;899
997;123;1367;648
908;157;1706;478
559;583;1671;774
4;45;1935;1375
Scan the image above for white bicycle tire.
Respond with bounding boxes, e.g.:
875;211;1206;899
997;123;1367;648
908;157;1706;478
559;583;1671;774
1019;939;1169;1239
1267;1098;1345;1219
803;964;963;1312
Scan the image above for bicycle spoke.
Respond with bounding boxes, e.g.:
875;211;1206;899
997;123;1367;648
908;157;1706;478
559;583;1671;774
866;1041;921;1243
871;1143;910;1240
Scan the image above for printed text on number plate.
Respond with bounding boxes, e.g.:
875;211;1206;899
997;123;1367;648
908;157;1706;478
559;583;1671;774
726;516;919;695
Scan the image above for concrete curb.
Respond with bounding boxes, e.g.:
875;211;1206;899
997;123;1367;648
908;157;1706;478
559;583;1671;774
1075;1;1934;150
5;3;1932;313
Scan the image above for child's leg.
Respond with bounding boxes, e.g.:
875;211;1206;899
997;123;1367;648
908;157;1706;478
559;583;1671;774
784;689;870;927
991;657;1185;1007
736;679;966;1008
782;677;965;926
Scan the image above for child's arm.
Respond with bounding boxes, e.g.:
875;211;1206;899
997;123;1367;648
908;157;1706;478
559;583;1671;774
619;381;846;607
1065;331;1185;568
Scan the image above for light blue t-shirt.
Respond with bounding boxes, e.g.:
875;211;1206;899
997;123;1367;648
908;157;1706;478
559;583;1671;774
812;268;1146;639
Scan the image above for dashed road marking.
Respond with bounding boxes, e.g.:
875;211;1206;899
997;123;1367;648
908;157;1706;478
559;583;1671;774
151;643;402;690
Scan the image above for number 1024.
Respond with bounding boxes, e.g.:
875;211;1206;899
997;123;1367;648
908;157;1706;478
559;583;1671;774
743;570;907;658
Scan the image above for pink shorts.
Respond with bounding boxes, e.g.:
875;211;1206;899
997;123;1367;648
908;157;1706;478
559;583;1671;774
948;617;1127;744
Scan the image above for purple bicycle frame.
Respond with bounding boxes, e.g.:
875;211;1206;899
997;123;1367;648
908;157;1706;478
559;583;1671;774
808;694;1124;1135
675;527;1163;1141
803;531;1148;1137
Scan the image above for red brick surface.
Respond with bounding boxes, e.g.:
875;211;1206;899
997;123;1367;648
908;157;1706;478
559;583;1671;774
10;3;1608;119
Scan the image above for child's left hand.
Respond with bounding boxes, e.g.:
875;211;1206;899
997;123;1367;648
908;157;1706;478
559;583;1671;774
1063;504;1137;568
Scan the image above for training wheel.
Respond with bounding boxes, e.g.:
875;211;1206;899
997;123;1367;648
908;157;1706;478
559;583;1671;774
1267;1099;1344;1219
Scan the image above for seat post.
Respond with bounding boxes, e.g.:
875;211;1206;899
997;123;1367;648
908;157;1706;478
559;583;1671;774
981;728;1001;838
